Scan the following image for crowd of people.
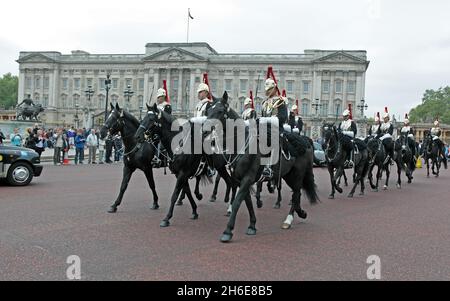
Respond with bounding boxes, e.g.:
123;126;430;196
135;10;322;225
0;124;124;165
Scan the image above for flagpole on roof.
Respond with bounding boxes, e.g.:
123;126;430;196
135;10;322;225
187;8;194;43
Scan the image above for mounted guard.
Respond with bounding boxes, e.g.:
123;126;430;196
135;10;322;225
400;113;417;158
152;80;172;168
430;118;448;169
261;66;289;179
337;104;358;168
377;107;395;165
242;91;256;120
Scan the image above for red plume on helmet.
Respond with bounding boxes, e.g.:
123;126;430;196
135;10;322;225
249;90;255;109
282;89;287;97
348;103;353;120
266;66;281;96
202;73;212;100
377;112;380;119
163;80;170;103
385;107;388;114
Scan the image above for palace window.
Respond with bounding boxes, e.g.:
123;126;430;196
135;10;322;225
322;81;330;93
287;81;294;94
335;80;342;93
320;102;329;116
210;79;218;94
301;102;309;116
44;77;49;89
74;78;81;90
240;79;248;93
112;79;118;89
62;78;68;90
35;77;40;89
25;77;32;89
225;79;232;93
347;81;356;93
303;81;310;94
138;79;144;90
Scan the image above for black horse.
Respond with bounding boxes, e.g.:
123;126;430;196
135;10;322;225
394;132;415;186
100;103;159;213
322;123;369;198
205;92;319;242
366;137;389;191
422;130;441;178
135;103;236;227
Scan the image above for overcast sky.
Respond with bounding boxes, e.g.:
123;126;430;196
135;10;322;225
1;0;449;117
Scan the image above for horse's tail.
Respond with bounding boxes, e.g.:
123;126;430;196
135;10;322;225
302;161;320;205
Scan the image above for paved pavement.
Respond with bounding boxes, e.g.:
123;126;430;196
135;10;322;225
0;164;449;280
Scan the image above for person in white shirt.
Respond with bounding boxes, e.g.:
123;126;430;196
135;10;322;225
368;112;381;138
86;129;98;164
241;98;256;120
195;83;212;117
430;119;447;169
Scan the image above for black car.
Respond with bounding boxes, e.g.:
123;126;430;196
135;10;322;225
313;142;326;167
0;145;43;186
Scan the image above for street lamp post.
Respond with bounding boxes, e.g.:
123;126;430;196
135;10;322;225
312;99;322;116
104;74;112;122
357;99;368;117
75;103;79;128
139;105;143;121
84;85;94;128
123;84;134;112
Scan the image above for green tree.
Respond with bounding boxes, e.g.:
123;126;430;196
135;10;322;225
0;73;19;109
409;86;450;124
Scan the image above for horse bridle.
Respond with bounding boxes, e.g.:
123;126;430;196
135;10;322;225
103;111;125;139
323;125;339;163
138;111;160;140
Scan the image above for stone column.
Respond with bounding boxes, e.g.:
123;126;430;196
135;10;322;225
152;68;160;103
178;69;183;112
190;69;197;115
143;70;149;105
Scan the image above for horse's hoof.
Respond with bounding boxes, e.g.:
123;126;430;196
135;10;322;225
328;194;335;199
209;197;216;203
336;187;343;194
273;204;281;209
160;220;170;227
348;193;354;198
246;228;257;236
359;191;365;196
256;201;263;209
344;183;349;187
281;223;292;230
297;210;307;219
191;214;199;220
176;201;183;206
407;180;412;184
396;184;401;189
196;194;203;201
383;185;388;190
108;207;117;213
225;211;231;217
151;204;159;210
220;233;233;243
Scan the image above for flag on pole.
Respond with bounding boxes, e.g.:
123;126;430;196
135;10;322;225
188;8;194;19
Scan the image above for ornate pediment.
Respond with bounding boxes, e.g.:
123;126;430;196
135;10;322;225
314;51;365;63
142;47;207;62
17;53;57;63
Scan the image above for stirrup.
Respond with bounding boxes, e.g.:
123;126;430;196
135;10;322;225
344;160;354;168
262;167;273;179
207;168;216;178
383;156;390;165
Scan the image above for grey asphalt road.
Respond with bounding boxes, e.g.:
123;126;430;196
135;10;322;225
0;164;449;280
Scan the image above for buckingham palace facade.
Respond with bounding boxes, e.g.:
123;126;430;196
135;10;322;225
16;42;370;138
